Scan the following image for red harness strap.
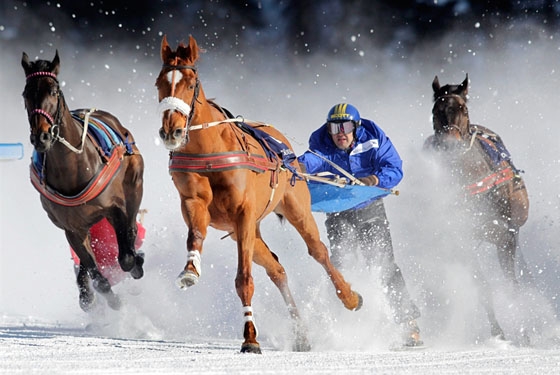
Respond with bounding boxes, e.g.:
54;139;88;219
168;151;279;174
465;165;515;195
30;145;125;206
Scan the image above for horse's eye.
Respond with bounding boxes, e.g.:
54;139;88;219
188;85;195;90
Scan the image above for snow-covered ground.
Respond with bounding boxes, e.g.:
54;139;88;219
2;7;560;373
2;318;560;374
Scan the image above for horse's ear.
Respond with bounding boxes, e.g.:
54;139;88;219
432;76;440;92
52;50;60;75
186;35;200;63
161;35;173;62
460;74;469;96
21;52;31;73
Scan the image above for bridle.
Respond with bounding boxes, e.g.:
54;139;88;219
433;94;470;139
157;62;201;133
433;94;481;151
24;71;64;142
24;71;90;154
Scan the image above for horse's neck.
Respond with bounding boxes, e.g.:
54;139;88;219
43;110;101;192
184;101;239;153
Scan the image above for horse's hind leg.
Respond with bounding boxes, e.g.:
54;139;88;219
496;230;518;284
473;261;505;339
90;268;122;310
252;228;311;352
279;185;362;311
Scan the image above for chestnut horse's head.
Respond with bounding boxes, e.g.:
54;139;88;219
432;74;469;102
21;51;64;153
155;35;202;150
432;94;470;147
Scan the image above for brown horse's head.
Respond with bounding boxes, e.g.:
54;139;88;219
432;94;470;147
21;51;63;152
432;74;469;102
155;35;203;150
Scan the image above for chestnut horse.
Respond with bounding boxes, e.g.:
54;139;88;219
21;51;145;311
424;75;529;341
155;35;362;353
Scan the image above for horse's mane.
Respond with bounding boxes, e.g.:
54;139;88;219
207;98;234;119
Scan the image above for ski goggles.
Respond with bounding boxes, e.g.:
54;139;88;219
327;121;355;135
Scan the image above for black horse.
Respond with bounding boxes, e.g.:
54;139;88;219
424;75;530;341
21;51;145;311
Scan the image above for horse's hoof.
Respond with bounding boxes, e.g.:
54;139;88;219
104;292;122;311
293;337;311;352
79;291;96;312
353;292;363;311
175;270;199;289
240;343;262;354
130;255;144;279
119;253;136;272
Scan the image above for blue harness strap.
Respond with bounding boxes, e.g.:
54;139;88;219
71;111;133;156
237;122;302;184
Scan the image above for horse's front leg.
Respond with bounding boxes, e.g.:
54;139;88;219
75;264;95;311
175;196;211;289
111;208;143;278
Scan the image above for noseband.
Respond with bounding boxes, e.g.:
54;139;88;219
158;63;201;132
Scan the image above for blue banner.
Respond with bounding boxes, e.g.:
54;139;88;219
308;183;391;213
0;143;24;160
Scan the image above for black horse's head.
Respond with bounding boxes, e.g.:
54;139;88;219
21;51;63;153
432;94;470;147
432;74;469;102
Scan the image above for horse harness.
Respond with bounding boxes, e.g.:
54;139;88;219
433;94;522;197
464;128;522;196
30;100;134;207
160;62;298;186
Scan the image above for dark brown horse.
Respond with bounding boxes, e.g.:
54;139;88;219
21;51;145;312
155;35;362;353
424;75;530;341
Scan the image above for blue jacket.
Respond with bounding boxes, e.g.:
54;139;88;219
298;119;403;189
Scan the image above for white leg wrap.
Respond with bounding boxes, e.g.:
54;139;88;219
242;305;258;337
187;250;202;276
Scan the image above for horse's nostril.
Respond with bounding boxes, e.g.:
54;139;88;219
173;128;184;140
159;128;166;140
40;132;51;143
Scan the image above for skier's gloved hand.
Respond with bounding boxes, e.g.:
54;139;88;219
358;175;379;186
